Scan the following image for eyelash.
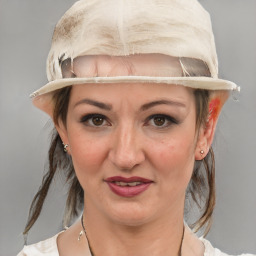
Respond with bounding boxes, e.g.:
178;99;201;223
80;114;110;127
80;113;179;128
145;114;179;128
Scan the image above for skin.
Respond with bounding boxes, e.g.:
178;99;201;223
56;54;219;256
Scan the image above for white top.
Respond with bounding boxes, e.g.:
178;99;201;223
17;232;254;256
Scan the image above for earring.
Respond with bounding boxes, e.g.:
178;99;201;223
200;150;204;155
63;143;69;153
78;230;84;241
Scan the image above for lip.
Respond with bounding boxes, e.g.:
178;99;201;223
105;176;153;197
105;176;152;183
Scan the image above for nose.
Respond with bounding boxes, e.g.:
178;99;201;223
108;123;145;170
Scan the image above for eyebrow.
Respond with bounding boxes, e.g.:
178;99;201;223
140;100;186;111
74;98;186;111
74;99;112;110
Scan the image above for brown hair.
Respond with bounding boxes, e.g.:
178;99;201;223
23;58;215;237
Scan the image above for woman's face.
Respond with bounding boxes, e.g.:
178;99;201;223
57;55;208;225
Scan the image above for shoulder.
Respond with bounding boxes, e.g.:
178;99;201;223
17;232;63;256
200;238;255;256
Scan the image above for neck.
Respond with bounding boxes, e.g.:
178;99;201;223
82;201;185;256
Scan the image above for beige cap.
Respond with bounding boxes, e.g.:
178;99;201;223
30;0;239;112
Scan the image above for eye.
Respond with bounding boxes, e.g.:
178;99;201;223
80;114;110;127
153;116;167;126
146;114;178;128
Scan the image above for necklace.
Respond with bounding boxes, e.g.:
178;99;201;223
81;215;95;256
80;215;185;256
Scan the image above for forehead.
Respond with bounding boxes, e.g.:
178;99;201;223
72;54;183;78
69;82;195;111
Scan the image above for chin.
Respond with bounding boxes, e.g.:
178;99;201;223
107;202;156;227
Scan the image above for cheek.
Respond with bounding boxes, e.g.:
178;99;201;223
67;129;108;176
148;132;196;183
68;136;110;195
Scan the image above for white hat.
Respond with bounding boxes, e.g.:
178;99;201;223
30;0;239;112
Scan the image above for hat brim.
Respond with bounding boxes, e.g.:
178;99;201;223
30;76;239;99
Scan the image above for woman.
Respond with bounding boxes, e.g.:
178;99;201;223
18;0;252;255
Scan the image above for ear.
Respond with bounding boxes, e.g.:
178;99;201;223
195;90;229;160
195;117;215;160
54;119;71;155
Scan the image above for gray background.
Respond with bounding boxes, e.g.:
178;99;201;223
0;0;255;255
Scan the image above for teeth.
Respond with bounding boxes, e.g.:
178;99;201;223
119;182;128;186
114;181;142;186
128;182;140;186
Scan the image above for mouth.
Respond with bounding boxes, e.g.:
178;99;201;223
111;181;145;187
104;176;153;197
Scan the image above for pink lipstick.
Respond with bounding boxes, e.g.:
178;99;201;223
105;176;153;197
